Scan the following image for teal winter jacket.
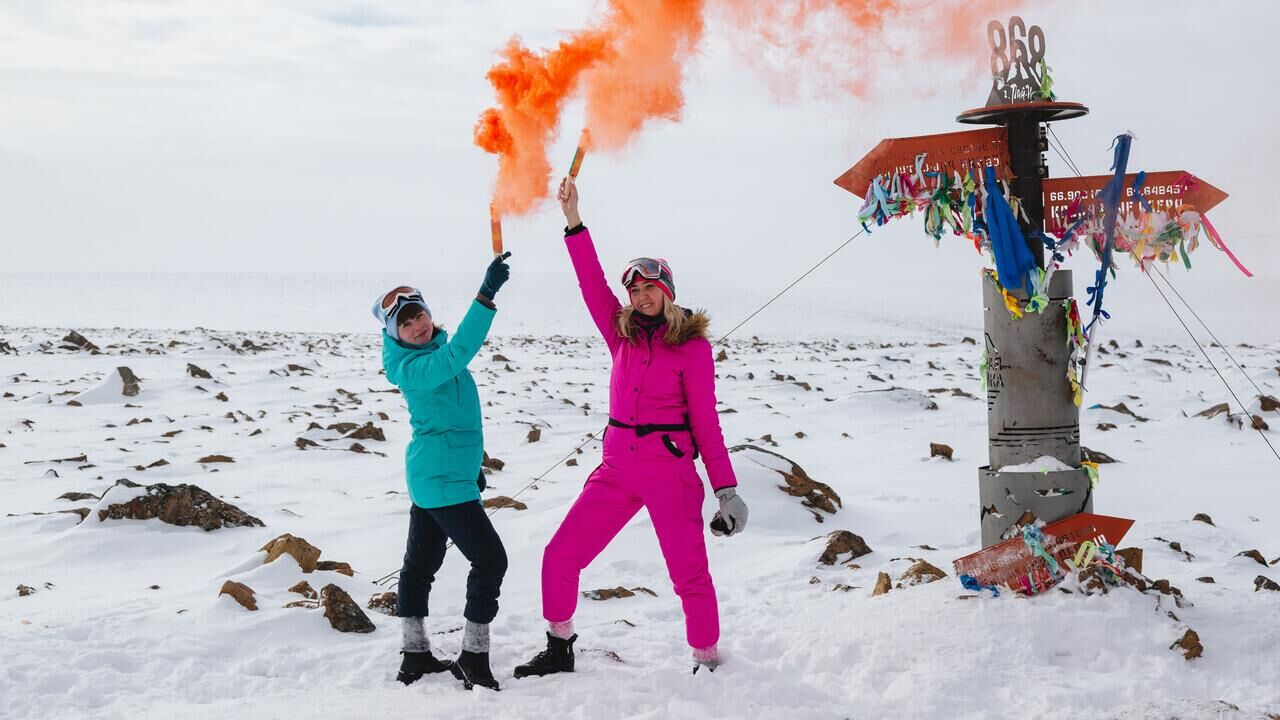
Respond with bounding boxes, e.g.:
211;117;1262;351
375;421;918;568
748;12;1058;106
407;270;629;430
382;298;496;509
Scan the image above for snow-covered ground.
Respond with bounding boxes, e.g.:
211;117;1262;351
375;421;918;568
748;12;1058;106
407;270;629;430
2;321;1278;720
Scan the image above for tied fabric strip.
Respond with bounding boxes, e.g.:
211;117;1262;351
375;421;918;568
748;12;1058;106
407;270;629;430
1086;132;1134;336
1200;215;1253;278
1022;525;1062;580
983;165;1036;297
959;574;1001;597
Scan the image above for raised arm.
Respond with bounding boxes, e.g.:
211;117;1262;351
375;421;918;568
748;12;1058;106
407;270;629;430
558;177;622;353
684;338;738;491
389;298;496;391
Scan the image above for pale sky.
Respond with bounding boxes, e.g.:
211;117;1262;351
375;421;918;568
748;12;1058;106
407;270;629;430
1;1;1276;337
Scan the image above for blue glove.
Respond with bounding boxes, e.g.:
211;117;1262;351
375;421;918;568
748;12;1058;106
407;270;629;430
479;252;512;300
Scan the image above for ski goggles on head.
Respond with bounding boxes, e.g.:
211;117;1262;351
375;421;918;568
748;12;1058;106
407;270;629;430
378;286;425;320
620;257;672;287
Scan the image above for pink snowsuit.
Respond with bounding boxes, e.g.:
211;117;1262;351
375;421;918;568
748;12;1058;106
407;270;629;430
541;226;738;651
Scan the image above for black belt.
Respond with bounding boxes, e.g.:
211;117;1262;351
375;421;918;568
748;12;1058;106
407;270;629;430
608;418;690;436
608;417;699;459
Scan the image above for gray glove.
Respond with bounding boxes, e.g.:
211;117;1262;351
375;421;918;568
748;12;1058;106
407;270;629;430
711;488;748;537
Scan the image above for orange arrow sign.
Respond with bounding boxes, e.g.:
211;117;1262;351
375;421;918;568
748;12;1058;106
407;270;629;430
834;127;1009;198
1043;171;1228;234
953;512;1135;593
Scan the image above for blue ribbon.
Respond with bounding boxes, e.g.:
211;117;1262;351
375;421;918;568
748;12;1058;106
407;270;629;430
982;165;1036;296
1085;133;1133;334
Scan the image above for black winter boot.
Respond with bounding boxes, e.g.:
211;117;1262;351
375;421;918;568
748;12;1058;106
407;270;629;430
513;632;576;679
450;650;500;691
397;650;452;685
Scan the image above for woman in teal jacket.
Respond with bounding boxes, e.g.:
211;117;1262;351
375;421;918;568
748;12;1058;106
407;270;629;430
374;252;511;692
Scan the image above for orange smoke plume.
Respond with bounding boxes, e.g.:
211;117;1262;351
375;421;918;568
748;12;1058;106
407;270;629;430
476;0;1022;217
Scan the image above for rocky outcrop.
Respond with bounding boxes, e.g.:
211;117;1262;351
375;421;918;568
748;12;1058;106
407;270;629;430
367;591;398;616
261;534;321;572
482;496;528;511
219;580;257;610
729;445;841;521
818;530;872;566
899;560;947;586
98;482;264;531
321;584;375;633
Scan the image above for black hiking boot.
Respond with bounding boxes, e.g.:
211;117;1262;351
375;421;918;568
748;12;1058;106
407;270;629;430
397;650;452;685
513;632;577;679
450;650;500;691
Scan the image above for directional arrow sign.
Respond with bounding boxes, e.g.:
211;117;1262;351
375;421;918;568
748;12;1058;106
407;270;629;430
953;512;1135;593
1043;171;1228;234
834;127;1009;198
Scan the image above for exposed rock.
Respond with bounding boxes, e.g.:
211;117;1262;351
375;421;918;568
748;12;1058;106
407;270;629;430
1260;395;1280;412
346;422;385;442
17;584;36;597
1191;513;1214;526
187;363;213;379
1255;576;1280;592
729;445;841;520
715;349;728;362
321;584;375;633
214;392;229;402
491;354;510;362
98;482;264;531
566;458;578;467
1236;549;1268;566
295;437;319;449
1251;415;1270;431
899;560;947;586
219;580;257;611
1080;446;1119;464
527;427;542;443
928;442;953;461
1115;547;1143;575
288;581;317;599
61;331;100;353
261;534;321;572
871;572;892;597
316;561;354;576
116;367;141;397
1195;403;1230;419
483;496;528;511
1151;579;1184;598
1097;402;1148;422
197;454;234;463
367;591;398;616
327;422;358;434
57;491;99;502
582;586;655;600
818;530;872;566
1170;629;1202;660
481;452;505;471
1196;577;1215;584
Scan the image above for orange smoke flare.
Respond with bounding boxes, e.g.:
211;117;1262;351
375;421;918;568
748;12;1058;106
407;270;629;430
568;129;592;178
475;0;1022;216
489;203;503;256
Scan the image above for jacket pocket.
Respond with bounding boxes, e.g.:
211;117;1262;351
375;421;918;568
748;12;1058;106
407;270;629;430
661;433;685;458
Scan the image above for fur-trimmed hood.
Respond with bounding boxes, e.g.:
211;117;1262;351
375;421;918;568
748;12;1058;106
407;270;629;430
669;308;710;344
619;305;710;345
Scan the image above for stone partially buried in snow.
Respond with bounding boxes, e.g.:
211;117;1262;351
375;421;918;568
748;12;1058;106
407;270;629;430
899;560;947;587
219;580;257;611
1170;629;1203;660
68;367;142;405
320;584;375;633
482;496;527;511
367;591;398;616
261;534;322;572
98;482;265;531
60;331;100;353
729;444;841;521
818;530;872;566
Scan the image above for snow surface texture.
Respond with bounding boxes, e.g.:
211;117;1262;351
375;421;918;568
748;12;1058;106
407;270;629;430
2;324;1278;720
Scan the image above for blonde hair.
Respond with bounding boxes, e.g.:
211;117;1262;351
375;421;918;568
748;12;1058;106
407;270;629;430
616;295;694;345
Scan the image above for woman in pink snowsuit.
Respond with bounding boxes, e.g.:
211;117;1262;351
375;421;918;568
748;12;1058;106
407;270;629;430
514;177;749;678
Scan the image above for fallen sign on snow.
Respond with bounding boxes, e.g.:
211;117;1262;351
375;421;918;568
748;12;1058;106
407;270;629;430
952;513;1134;595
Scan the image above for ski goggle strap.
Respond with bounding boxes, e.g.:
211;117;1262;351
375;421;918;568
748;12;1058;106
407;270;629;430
620;258;672;287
